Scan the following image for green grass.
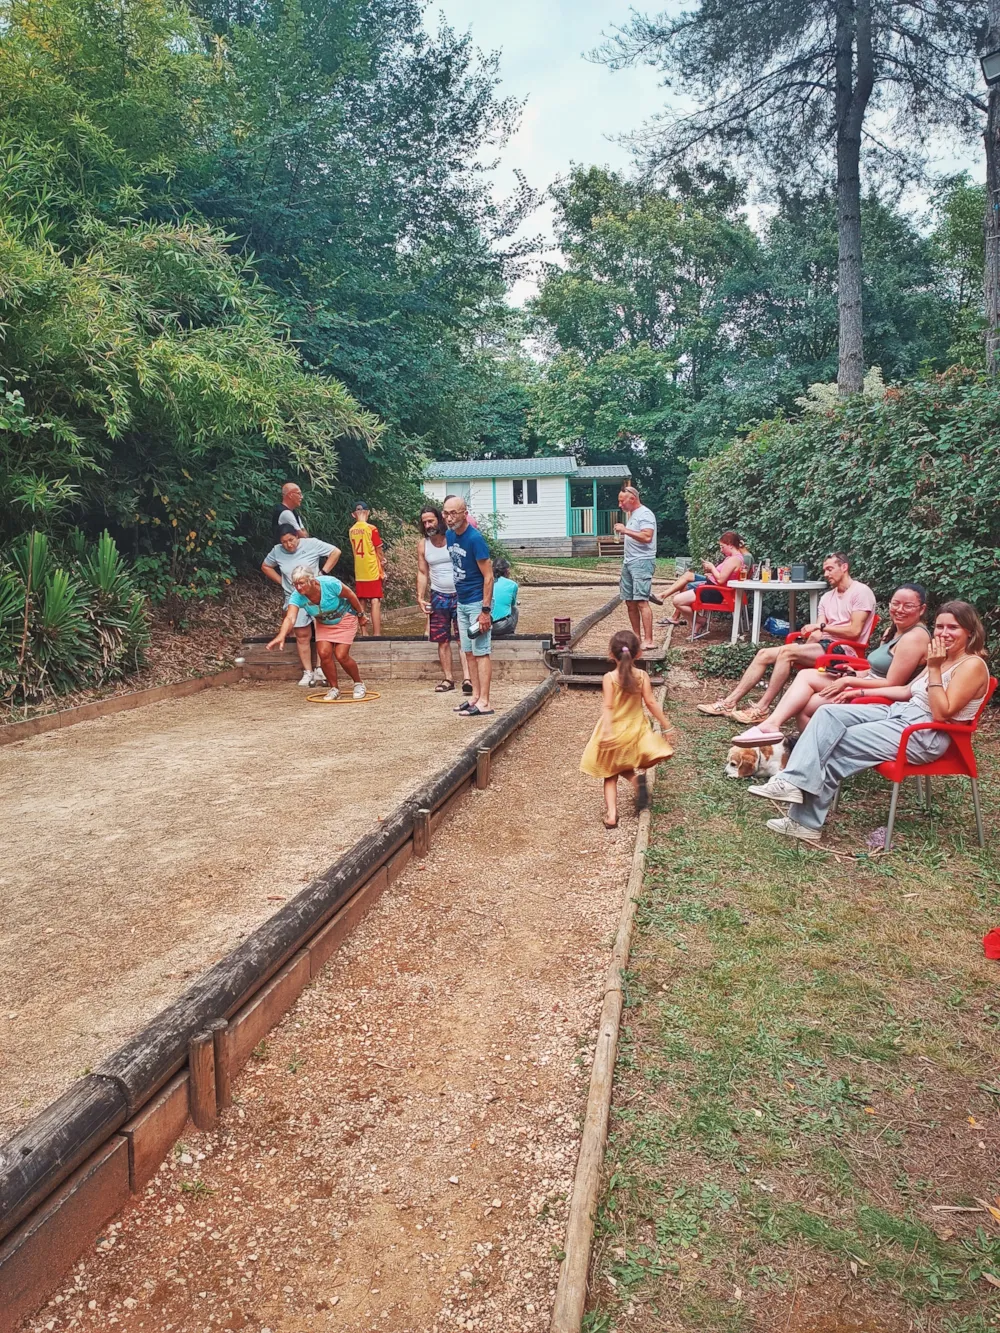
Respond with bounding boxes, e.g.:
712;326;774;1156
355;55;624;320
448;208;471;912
515;555;677;575
587;688;1000;1332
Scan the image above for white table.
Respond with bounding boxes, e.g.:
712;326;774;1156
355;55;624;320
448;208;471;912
726;579;829;645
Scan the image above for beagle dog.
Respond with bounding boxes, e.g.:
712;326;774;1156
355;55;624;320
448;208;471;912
725;734;797;780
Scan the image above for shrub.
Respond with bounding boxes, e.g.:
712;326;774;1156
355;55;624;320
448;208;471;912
696;641;761;681
687;369;1000;655
0;531;149;704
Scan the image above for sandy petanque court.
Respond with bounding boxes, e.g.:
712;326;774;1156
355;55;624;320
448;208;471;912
0;676;538;1139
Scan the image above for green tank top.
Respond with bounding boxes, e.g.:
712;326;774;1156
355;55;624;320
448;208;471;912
865;626;929;679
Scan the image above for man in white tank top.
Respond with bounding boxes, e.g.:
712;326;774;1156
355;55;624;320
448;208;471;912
417;506;472;693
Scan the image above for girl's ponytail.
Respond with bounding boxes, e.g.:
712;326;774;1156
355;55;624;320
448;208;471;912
609;629;641;693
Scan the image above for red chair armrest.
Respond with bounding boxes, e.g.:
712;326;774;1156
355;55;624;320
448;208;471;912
825;636;869;657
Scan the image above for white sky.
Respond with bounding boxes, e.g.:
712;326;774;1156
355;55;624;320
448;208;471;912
431;0;985;303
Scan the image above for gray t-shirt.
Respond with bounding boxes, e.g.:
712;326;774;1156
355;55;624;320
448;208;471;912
623;505;657;564
264;537;337;602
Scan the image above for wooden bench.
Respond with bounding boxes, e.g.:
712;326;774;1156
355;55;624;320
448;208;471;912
596;536;624;558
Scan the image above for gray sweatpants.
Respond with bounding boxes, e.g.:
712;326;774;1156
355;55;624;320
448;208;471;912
781;701;949;831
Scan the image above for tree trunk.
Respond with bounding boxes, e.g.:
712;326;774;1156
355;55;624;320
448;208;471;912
986;0;1000;375
836;133;865;394
835;0;874;395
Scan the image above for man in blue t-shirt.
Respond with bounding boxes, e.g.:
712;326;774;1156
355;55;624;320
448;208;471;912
443;494;495;717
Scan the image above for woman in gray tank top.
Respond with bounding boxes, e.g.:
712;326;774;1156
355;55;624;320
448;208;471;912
733;583;930;746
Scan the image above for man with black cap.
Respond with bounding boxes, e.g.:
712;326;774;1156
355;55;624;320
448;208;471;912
348;500;386;636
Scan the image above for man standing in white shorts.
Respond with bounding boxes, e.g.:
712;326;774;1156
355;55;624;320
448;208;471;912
614;486;657;652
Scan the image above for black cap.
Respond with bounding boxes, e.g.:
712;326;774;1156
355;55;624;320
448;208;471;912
352;500;370;512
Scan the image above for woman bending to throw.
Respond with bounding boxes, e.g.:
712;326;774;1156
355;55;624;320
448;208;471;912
661;531;750;630
732;584;930;746
268;568;368;701
747;601;989;843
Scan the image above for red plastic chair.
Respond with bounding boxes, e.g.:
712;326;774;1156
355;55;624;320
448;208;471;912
832;677;997;850
690;584;746;640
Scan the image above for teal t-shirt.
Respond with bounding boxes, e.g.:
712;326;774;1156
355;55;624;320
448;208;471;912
289;574;352;626
491;576;518;620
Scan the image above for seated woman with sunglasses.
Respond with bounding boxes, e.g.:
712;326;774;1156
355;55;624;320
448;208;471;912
660;531;751;630
747;601;989;843
731;584;930;746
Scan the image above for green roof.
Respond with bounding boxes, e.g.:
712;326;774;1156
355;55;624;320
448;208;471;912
423;458;632;481
424;457;577;479
574;465;633;480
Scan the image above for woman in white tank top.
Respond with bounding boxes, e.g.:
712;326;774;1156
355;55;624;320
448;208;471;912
746;600;990;841
424;529;456;594
417;505;469;692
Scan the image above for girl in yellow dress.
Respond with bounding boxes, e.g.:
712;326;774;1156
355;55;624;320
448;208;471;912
580;629;675;828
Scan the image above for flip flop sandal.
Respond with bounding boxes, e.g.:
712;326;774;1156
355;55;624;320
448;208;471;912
464;706;495;716
732;725;784;746
660;616;685;626
306;691;382;704
462;679;473;695
454;700;473;713
435;680;456;692
697;700;733;716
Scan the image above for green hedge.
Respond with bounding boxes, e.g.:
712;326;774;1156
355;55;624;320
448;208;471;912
687;368;1000;643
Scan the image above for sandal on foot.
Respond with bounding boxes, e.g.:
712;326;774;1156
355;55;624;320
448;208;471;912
697;700;733;717
660;616;685;626
454;700;473;713
732;723;784;746
462;679;473;695
732;705;770;725
435;679;456;692
464;705;495;716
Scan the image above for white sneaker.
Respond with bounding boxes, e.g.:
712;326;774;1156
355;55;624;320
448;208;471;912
766;815;821;843
297;670;313;687
323;687;341;701
747;774;804;804
310;668;327;686
352;682;367;700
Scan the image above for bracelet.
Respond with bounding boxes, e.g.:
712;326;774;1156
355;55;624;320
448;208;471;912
928;682;945;690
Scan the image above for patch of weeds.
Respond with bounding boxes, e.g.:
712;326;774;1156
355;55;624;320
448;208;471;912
609;1242;679;1290
180;1179;214;1197
678;1289;749;1332
581;1310;613;1333
251;1039;270;1062
746;1263;790;1291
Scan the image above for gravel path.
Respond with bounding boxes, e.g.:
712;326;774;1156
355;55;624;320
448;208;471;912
0;678;536;1139
22;685;640;1333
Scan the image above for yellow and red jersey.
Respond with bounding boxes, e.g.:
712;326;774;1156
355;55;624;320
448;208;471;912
349;519;382;583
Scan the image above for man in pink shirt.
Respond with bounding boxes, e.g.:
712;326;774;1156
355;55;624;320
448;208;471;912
696;552;877;724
